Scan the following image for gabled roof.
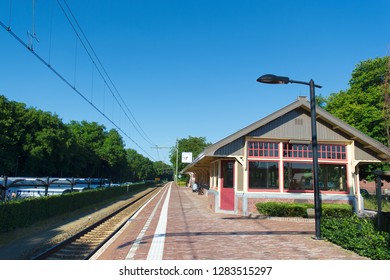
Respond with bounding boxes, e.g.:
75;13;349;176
182;96;390;173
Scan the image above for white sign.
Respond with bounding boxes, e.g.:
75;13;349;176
181;152;193;163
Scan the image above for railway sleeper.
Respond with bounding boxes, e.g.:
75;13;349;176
49;251;90;259
48;253;88;260
76;238;106;244
72;239;104;246
94;225;116;231
84;232;113;238
89;229;114;236
61;244;94;250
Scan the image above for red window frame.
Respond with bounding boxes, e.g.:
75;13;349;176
248;141;279;158
283;143;346;161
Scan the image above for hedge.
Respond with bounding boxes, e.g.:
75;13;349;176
321;215;390;260
255;201;390;259
255;202;353;218
0;183;152;232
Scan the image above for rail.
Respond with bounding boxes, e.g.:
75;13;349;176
33;186;161;260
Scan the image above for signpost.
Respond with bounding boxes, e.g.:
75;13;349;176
181;152;193;163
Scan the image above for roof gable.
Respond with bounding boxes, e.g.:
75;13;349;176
196;96;390;161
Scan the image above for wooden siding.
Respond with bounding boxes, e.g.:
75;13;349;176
248;109;311;139
355;141;384;161
249;108;355;141
215;108;357;157
183;98;389;176
214;137;244;156
236;162;243;192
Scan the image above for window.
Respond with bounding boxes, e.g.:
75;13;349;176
248;141;278;158
284;162;347;192
283;143;346;160
248;161;279;189
284;162;312;190
211;162;219;189
319;164;347;191
283;143;312;159
221;161;234;188
246;141;348;193
319;144;347;160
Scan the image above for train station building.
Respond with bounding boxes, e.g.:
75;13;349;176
182;96;390;216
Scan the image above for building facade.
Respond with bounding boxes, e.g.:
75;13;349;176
182;96;390;216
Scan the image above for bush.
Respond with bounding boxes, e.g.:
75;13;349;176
256;202;310;217
255;202;353;218
0;183;152;232
322;204;353;218
321;215;390;260
255;201;389;259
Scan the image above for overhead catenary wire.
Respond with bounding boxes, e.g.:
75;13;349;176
8;0;12;28
59;0;156;147
28;0;39;50
1;0;159;160
0;19;155;161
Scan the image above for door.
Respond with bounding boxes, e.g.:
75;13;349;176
220;160;235;211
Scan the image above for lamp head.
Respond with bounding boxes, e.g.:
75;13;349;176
257;74;290;84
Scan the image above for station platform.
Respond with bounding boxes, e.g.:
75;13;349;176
92;182;367;260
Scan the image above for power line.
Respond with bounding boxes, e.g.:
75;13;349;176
0;19;155;161
1;0;157;159
58;0;156;147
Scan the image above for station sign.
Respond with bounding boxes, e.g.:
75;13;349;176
181;152;193;163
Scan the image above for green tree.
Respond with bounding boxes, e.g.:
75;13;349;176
169;136;211;174
21;108;70;176
67;121;106;178
98;129;127;181
0;96;70;177
126;148;155;181
0;95;164;182
0;96;27;175
323;57;388;144
153;161;173;181
322;56;390;178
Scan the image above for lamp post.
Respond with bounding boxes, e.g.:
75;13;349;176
257;74;323;240
175;138;179;183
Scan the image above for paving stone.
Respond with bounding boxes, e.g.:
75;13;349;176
95;183;368;260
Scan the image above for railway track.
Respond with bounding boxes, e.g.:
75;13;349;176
33;186;161;260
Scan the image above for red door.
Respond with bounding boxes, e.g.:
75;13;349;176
220;160;235;211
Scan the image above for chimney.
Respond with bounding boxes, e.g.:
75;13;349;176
297;96;308;101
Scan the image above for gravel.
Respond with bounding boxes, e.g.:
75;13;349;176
0;193;138;260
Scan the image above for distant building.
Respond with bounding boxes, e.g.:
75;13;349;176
182;96;390;215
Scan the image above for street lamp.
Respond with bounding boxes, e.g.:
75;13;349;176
257;74;323;240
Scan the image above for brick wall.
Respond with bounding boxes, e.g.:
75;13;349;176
207;192;215;212
360;180;390;194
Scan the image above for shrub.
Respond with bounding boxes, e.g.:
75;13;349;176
255;201;389;259
256;202;309;217
0;183;152;232
321;215;390;260
322;204;353;218
255;202;353;218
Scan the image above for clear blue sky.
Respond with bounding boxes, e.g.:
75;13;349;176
1;0;389;164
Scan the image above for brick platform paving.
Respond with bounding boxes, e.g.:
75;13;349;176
93;183;367;260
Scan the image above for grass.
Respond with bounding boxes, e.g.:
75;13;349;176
364;195;390;212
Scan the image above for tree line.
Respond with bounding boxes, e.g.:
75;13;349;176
0;95;172;182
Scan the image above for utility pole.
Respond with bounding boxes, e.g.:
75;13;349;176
151;143;178;182
175;139;179;184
